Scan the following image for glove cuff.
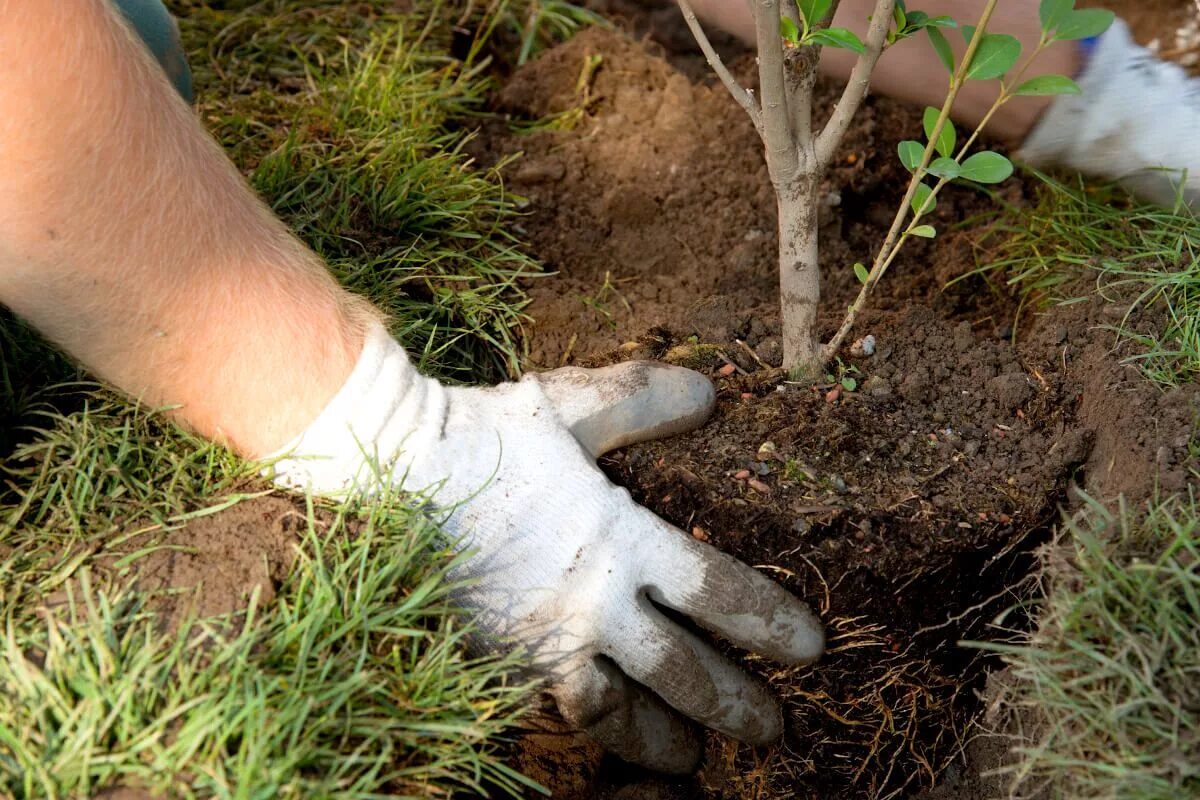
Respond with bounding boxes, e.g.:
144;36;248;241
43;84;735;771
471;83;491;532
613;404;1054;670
266;321;447;495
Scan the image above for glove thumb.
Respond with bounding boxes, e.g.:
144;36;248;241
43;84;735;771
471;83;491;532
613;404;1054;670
532;362;716;458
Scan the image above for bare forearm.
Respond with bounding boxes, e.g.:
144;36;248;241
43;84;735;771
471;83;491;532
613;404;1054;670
0;0;369;456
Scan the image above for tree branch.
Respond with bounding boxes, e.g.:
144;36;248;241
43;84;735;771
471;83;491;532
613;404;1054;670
675;0;763;134
823;0;1000;359
755;0;798;179
814;0;895;169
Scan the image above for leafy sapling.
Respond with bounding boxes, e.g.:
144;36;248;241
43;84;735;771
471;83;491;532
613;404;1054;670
676;0;1113;376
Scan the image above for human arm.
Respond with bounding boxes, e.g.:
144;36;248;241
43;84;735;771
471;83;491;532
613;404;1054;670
0;0;824;770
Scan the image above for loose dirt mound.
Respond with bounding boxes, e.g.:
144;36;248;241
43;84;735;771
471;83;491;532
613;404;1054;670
123;495;303;632
43;495;305;636
481;21;1199;799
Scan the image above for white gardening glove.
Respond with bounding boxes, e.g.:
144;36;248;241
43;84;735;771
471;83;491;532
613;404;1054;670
1019;18;1200;209
270;322;824;772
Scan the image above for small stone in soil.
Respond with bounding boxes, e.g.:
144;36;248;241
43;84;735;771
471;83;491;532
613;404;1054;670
734;469;751;480
757;441;778;461
863;375;892;399
717;363;737;377
850;334;876;357
747;478;770;493
691;526;710;542
825;387;841;403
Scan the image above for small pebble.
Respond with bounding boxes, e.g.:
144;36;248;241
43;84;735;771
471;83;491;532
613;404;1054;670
850;335;877;357
863;375;892;399
831;476;848;493
734;469;751;480
691;526;710;542
825;387;841;403
747;478;770;494
741;392;754;400
791;518;810;535
757;441;778;461
718;363;737;377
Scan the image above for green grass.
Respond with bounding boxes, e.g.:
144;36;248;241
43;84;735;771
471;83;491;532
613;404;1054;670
501;0;604;65
968;170;1200;388
0;0;608;794
0;391;538;799
173;0;540;383
980;494;1200;799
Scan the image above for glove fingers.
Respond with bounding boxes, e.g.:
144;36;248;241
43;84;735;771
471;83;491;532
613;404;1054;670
638;514;824;665
534;362;715;458
551;655;702;774
604;601;784;745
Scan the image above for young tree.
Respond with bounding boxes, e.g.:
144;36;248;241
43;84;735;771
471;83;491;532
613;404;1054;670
676;0;1112;375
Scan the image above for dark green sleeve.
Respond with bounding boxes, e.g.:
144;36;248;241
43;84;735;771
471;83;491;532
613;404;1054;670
112;0;193;102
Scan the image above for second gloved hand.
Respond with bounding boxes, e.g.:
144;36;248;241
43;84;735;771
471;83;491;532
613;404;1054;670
270;322;825;772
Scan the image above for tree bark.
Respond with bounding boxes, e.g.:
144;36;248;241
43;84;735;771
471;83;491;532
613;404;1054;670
777;178;823;376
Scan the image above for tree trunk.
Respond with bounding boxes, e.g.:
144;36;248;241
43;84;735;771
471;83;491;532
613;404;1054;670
777;179;823;377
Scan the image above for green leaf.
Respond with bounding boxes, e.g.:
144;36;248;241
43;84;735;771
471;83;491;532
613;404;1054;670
961;23;977;43
965;33;1021;80
892;3;907;31
841;376;858;392
780;15;801;44
922;107;956;158
1052;8;1115;41
926;27;955;73
911;224;937;238
925;15;957;28
798;0;833;26
853;262;870;285
926;157;961;179
911;182;936;215
806;27;867;53
958;151;1014;183
897;140;924;172
1039;0;1073;33
1012;74;1081;96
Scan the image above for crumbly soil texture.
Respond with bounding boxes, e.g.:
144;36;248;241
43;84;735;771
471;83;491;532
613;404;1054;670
473;5;1199;798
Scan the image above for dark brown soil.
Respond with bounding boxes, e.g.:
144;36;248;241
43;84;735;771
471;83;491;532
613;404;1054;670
475;6;1200;797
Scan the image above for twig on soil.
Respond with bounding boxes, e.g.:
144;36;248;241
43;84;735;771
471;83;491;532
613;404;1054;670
735;338;769;369
558;332;577;366
718;351;750;375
